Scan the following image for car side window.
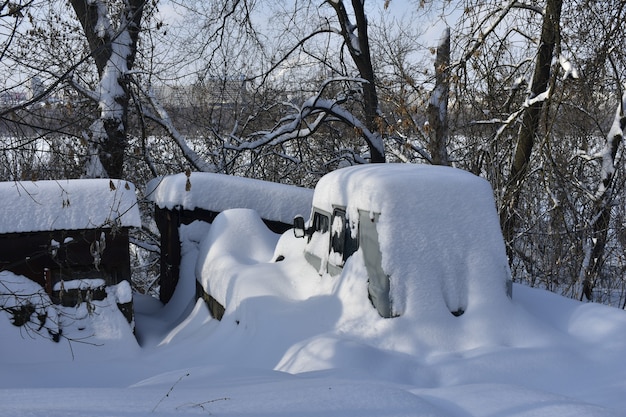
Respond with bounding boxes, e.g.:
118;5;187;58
330;208;359;265
312;211;329;234
330;210;346;258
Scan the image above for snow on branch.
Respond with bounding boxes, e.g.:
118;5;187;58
596;91;626;199
485;87;551;145
559;55;579;80
142;86;216;173
327;0;361;57
224;77;384;159
231;111;328;150
523;88;551;107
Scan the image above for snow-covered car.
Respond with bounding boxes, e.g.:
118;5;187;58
293;164;512;318
197;164;512;321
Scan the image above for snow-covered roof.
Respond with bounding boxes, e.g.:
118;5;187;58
311;163;511;316
147;172;313;225
0;179;141;234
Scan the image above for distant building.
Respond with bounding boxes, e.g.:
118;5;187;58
30;76;45;99
0;91;27;107
153;76;247;109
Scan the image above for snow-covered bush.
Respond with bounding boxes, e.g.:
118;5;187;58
0;271;60;341
0;271;135;344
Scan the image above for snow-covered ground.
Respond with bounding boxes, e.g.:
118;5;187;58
1;166;626;416
1;223;625;416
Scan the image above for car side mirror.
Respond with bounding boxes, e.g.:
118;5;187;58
293;215;306;238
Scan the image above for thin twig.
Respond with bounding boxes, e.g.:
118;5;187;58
151;372;190;413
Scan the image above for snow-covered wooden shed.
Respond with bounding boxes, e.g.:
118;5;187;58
147;172;313;303
0;179;141;317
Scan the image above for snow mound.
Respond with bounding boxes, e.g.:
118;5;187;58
0;271;138;362
195;209;282;309
0;271;59;339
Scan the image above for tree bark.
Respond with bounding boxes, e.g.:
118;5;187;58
70;0;144;179
427;27;451;166
501;0;562;255
580;92;626;300
327;0;385;163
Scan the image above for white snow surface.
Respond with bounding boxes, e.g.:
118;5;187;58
2;169;626;416
147;172;313;224
195;209;282;308
0;179;141;234
53;278;106;291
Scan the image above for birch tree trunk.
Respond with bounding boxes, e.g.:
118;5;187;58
580;92;626;300
70;0;144;179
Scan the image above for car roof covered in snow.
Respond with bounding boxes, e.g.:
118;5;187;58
312;163;491;215
0;179;141;234
146;172;313;225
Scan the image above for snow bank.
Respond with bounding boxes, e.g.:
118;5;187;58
0;271;138;362
146;172;313;224
172;205;626;416
195;209;282;308
0;179;141;234
0;271;58;338
3;190;626;416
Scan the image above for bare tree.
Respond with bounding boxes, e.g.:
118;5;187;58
152;0;388;172
426;27;451;166
580;90;626;300
501;0;563;256
449;0;626;305
0;1;153;181
325;0;385;162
